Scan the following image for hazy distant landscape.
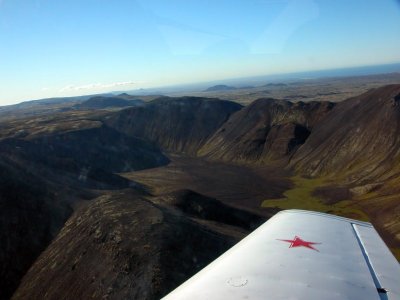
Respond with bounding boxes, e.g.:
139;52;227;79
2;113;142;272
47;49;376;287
0;70;399;299
174;72;400;104
3;70;400;119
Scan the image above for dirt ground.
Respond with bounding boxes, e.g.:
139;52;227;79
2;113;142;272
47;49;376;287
122;154;292;216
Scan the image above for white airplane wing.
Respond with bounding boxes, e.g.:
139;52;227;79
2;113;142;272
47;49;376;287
162;210;400;300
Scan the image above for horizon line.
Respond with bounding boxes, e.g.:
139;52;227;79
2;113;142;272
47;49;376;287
4;61;400;107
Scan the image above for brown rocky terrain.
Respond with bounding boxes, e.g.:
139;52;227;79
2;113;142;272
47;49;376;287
12;190;250;300
123;154;290;215
291;84;400;182
1;83;400;299
106;96;242;154
0;111;169;300
0;156;72;300
199;99;334;163
1;125;168;176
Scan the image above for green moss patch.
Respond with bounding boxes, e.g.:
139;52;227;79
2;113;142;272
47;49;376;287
261;176;369;221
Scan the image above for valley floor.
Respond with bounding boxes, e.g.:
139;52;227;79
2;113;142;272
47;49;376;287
122;154;400;260
121;153;291;216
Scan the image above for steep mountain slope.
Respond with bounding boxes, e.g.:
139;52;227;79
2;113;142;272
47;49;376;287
0;125;168;188
199;98;334;163
106;96;242;154
0;115;169;299
291;84;400;182
0;157;72;300
12;191;245;300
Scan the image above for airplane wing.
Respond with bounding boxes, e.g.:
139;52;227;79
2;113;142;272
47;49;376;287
162;209;400;300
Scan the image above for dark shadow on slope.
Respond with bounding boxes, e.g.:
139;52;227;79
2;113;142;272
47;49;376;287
0;157;72;300
287;124;311;154
159;189;266;231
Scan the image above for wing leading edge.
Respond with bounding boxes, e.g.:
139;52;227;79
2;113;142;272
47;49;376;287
162;210;400;300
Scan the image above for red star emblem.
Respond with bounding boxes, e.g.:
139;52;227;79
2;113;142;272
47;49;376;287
277;236;320;251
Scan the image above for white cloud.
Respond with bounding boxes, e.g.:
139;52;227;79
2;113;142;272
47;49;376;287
59;81;139;93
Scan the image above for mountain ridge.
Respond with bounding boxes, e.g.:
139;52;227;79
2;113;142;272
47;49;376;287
291;84;400;181
199;98;335;163
106;96;243;154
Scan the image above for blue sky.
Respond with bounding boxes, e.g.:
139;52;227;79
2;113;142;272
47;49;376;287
0;0;400;104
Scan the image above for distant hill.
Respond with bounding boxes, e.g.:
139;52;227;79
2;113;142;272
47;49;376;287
75;95;144;110
0;94;114;120
203;85;237;92
262;83;287;87
116;92;134;99
0;94;114;110
237;85;255;90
